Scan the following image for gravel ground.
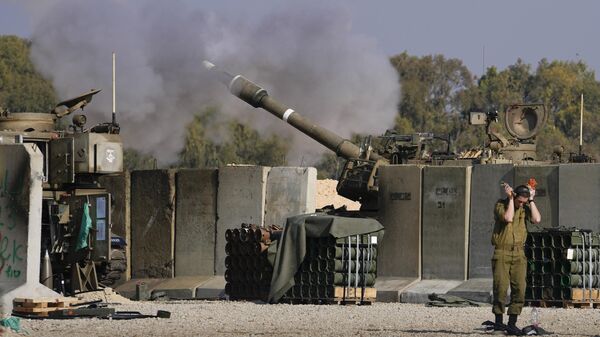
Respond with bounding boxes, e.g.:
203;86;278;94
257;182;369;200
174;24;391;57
3;301;600;337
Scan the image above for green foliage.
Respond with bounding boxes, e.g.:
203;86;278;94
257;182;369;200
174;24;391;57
389;52;476;150
178;106;290;168
0;35;56;112
178;107;220;168
123;148;157;171
218;120;289;166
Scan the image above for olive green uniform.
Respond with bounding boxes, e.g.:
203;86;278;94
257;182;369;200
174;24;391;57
492;199;531;315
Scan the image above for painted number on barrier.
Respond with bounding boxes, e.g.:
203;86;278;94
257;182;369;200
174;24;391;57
390;192;411;201
435;187;457;196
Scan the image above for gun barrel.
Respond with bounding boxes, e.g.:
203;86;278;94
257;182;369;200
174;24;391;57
205;61;383;162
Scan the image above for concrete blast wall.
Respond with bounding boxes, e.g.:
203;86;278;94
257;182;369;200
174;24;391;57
378;165;422;278
468;164;514;278
175;169;218;276
130;170;176;278
265;167;317;227
422;166;471;281
215;166;270;275
0;144;57;313
558;164;600;233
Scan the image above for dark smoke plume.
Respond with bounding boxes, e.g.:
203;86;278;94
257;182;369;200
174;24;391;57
27;0;399;164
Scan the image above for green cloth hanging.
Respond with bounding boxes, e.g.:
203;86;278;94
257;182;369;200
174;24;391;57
75;202;92;250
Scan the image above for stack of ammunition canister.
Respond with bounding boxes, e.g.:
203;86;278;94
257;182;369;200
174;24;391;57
224;224;281;301
525;230;600;302
283;234;378;303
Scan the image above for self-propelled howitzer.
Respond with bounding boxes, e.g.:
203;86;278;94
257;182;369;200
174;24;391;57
204;61;389;210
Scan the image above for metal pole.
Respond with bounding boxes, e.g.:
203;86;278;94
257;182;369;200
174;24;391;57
112;52;117;125
580;94;583;154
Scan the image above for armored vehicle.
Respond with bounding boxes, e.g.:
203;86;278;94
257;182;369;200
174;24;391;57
0;89;126;294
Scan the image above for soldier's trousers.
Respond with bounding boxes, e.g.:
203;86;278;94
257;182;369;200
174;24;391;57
492;248;527;315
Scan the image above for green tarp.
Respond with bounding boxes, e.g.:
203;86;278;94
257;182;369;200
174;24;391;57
268;213;384;303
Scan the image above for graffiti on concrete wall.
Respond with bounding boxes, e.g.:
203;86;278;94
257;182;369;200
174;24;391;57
0;167;28;281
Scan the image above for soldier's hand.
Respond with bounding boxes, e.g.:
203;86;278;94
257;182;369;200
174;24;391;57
503;183;513;198
529;187;536;201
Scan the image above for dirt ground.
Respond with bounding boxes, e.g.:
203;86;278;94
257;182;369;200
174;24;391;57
3;300;600;337
316;179;361;210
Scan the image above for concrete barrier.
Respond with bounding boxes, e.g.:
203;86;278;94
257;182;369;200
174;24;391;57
215;166;270;275
130;170;176;278
558;164;600;232
0;144;58;313
422;166;472;281
376;165;423;302
264;167;317;227
378;165;422;278
175;169;218;276
468;164;513;278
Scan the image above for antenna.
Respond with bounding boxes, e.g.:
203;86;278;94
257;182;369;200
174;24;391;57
112;52;117;125
579;93;584;155
482;45;485;74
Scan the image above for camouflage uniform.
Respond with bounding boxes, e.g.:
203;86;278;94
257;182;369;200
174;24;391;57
492;199;531;315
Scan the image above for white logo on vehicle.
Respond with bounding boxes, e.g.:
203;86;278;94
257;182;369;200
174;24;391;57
106;149;116;163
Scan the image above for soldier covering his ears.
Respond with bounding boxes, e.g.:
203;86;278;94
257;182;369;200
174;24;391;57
491;182;541;335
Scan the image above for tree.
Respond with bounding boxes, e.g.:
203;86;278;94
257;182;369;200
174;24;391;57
178;107;220;168
123;148;157;171
218;120;289;166
389;52;476;149
178;106;290;168
0;35;56;112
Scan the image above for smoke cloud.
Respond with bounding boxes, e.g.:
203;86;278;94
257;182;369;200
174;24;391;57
27;0;399;164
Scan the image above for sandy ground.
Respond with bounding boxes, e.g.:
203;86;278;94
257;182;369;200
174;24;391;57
316;179;361;210
3;301;600;337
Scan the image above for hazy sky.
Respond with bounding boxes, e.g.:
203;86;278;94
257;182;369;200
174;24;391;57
2;0;599;76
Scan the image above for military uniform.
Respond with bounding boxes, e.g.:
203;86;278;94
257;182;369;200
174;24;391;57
492;199;531;315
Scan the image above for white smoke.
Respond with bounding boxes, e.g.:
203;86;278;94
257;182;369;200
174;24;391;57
27;0;399;164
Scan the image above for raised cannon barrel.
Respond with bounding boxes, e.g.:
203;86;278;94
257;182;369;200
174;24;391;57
203;61;385;163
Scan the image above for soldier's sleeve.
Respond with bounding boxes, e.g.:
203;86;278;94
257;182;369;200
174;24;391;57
494;200;506;223
524;204;533;223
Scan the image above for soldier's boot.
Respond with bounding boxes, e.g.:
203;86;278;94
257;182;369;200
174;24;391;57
491;314;506;334
506;314;523;336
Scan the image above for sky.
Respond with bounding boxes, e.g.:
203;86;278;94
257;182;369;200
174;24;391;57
2;0;599;76
1;0;599;164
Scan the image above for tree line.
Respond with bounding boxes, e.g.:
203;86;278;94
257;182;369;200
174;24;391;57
2;35;599;177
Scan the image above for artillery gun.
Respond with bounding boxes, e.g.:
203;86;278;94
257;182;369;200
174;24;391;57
204;61;457;211
0;89;126;294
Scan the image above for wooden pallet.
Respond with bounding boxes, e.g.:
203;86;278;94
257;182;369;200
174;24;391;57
334;287;376;305
13;297;79;317
527;300;600;309
279;287;376;305
571;288;600;301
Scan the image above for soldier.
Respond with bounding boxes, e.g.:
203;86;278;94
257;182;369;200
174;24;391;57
492;183;541;335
